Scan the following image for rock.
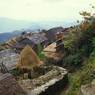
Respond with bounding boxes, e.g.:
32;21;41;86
0;73;26;95
0;49;19;71
80;79;95;95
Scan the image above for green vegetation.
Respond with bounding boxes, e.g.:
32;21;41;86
62;10;95;95
10;68;21;77
37;44;45;60
64;50;95;95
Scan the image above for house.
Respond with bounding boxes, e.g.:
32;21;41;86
27;33;48;47
13;33;48;52
12;38;36;52
43;32;64;62
45;27;64;43
43;27;69;43
17;45;43;70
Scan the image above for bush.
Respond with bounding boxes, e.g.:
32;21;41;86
37;44;45;60
63;53;82;67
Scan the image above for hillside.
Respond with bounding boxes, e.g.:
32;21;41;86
0;16;95;95
57;11;95;95
0;32;19;43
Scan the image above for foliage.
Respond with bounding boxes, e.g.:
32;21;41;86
62;8;95;95
65;49;95;95
10;68;21;77
37;44;45;60
63;18;95;68
63;53;82;67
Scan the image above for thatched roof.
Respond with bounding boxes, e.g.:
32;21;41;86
12;38;36;50
13;33;48;50
27;33;48;44
43;42;64;61
46;27;64;42
17;45;42;69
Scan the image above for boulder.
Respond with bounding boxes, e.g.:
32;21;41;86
80;79;95;95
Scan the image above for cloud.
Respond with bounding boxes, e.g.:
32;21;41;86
43;0;64;2
0;0;94;21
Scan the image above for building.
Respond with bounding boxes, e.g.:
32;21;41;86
45;27;64;43
43;32;64;62
13;33;48;52
17;45;43;70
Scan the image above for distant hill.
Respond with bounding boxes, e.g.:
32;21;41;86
0;17;77;43
0;18;77;33
0;18;40;33
0;32;18;43
0;18;41;42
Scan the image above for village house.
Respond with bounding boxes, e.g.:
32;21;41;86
43;32;64;63
15;45;68;95
45;27;65;43
12;32;48;52
0;43;68;95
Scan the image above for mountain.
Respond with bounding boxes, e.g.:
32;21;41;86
0;18;40;33
0;18;77;33
0;32;18;43
0;17;77;43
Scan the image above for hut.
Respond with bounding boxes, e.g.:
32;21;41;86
43;32;64;63
17;45;43;70
13;33;48;53
15;45;68;95
45;27;64;43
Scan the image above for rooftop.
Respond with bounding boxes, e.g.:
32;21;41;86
43;42;64;61
43;42;56;52
27;33;48;44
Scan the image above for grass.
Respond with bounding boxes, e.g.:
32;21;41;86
61;50;95;95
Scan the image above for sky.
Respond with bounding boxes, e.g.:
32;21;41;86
0;0;95;21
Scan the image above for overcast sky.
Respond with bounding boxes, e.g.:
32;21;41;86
0;0;94;21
